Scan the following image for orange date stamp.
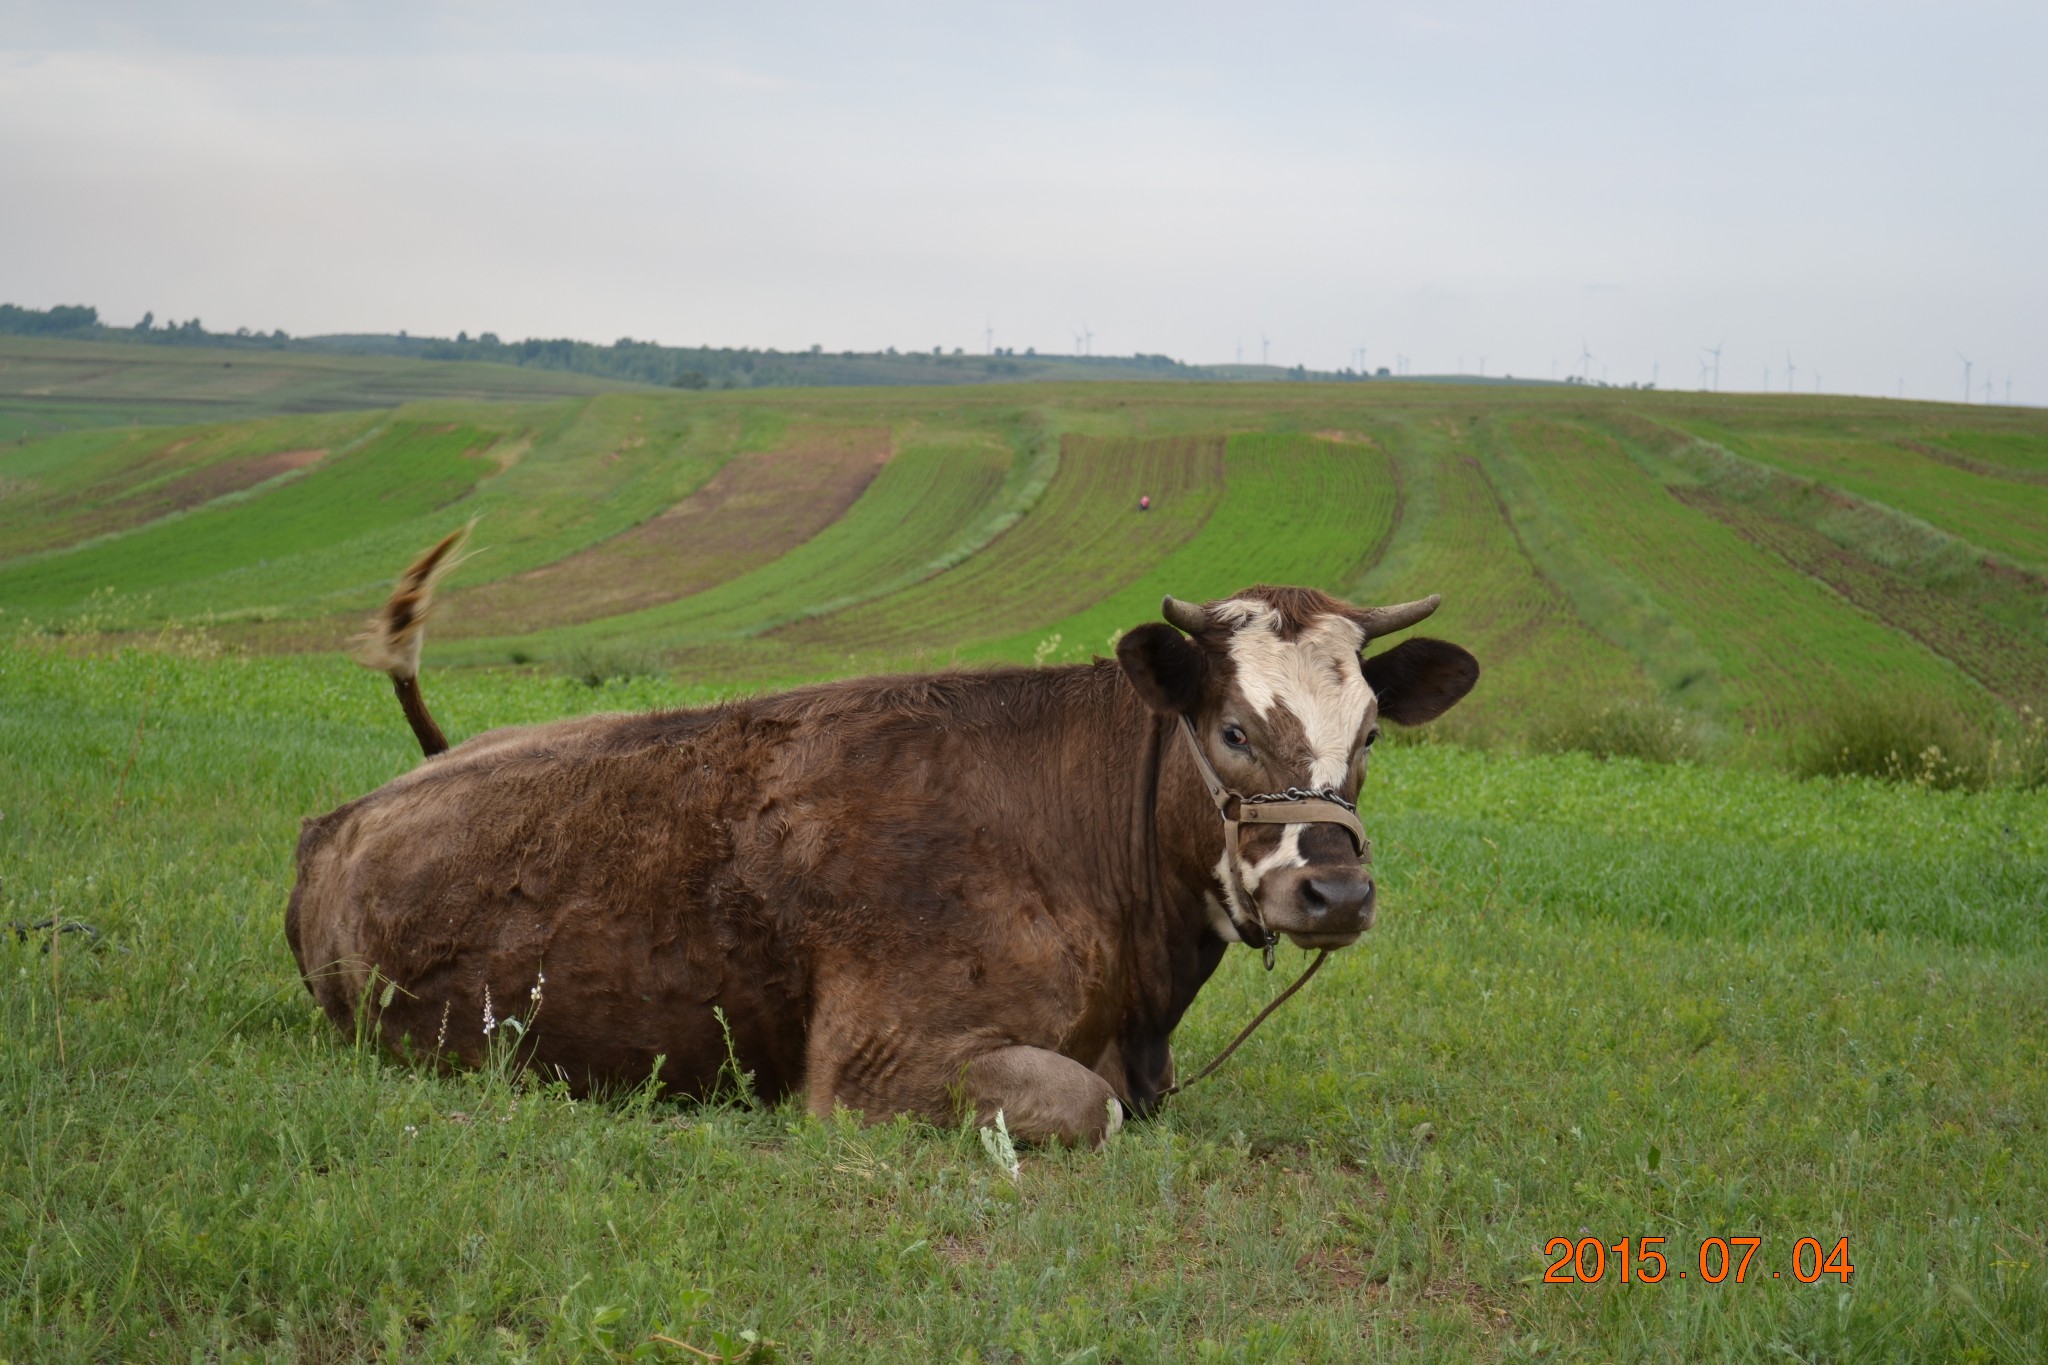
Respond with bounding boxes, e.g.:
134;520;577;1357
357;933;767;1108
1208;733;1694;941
1543;1236;1855;1285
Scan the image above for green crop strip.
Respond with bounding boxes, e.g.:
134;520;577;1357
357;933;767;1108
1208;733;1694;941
968;432;1402;665
1682;420;2048;574
1350;419;1651;739
1490;417;1991;731
762;431;1228;674
0;421;502;613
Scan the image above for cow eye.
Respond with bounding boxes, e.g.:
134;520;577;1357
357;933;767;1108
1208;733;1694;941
1363;727;1381;750
1221;724;1250;751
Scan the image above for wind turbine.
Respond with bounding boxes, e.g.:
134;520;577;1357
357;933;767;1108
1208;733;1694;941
1698;355;1713;388
1785;352;1798;393
1260;333;1271;367
1478;355;1488;377
984;321;994;356
1706;340;1724;392
1578;340;1595;383
1985;372;1995;404
1081;325;1093;357
1959;353;1972;403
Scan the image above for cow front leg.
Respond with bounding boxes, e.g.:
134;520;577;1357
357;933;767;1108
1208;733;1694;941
963;1045;1123;1148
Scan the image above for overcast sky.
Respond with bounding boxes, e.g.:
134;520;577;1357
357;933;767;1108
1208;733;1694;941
3;1;2043;401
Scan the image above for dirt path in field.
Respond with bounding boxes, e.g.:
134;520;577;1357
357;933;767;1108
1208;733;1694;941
436;427;891;638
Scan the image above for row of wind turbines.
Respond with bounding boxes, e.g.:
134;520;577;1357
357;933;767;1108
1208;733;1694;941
985;323;2015;403
1686;341;2011;403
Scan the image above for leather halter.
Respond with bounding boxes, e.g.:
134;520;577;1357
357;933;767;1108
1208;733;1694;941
1176;716;1371;968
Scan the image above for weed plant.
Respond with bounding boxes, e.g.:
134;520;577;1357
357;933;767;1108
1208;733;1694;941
554;644;671;689
1525;696;1713;765
1792;691;2048;791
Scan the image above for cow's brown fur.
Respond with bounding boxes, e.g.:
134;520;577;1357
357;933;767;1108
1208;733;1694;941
287;555;1478;1146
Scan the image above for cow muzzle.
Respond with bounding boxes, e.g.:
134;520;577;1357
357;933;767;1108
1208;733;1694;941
1177;718;1375;961
1260;864;1375;947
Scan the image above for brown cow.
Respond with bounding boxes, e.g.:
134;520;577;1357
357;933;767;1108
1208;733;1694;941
286;532;1478;1145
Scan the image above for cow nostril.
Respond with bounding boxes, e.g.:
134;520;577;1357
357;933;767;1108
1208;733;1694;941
1301;875;1372;921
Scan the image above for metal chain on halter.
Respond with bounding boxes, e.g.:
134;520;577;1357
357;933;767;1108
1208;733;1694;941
1243;785;1357;811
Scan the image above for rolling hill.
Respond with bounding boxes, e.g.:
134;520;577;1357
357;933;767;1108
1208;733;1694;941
3;376;2044;751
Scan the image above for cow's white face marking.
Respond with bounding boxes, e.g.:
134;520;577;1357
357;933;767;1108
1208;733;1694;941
1215;602;1373;789
1200;602;1372;924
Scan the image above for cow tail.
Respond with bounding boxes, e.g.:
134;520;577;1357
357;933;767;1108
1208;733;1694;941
352;524;471;757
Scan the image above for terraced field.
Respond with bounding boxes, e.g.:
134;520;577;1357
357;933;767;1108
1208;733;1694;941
1349;419;1651;737
1491;416;1993;731
479;427;1037;668
2;380;2044;751
960;432;1402;667
1689;424;2048;573
767;431;1229;671
0;421;502;610
438;427;890;637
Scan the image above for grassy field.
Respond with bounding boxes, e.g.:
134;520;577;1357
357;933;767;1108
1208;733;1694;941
3;641;2043;1362
0;335;643;437
3;373;2047;1358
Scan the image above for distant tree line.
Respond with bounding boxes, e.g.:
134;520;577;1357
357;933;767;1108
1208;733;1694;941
0;301;1386;389
0;302;294;349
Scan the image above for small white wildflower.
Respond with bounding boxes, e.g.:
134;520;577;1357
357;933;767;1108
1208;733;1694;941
529;968;545;1009
403;1125;418;1139
482;984;496;1037
434;1000;450;1052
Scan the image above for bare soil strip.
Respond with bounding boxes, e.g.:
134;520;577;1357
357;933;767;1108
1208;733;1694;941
437;427;890;637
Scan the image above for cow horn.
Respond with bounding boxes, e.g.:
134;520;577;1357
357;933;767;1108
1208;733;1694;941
1161;595;1208;634
1350;593;1442;638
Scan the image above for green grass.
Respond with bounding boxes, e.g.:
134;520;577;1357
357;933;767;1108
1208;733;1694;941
4;640;2044;1361
0;422;501;614
0;412;386;560
1490;417;1993;734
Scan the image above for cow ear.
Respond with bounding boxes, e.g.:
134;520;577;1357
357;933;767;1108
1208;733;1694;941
1362;637;1479;725
1117;622;1206;714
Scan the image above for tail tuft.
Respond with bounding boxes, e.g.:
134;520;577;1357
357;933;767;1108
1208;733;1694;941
352;524;471;680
